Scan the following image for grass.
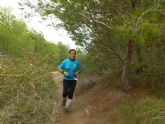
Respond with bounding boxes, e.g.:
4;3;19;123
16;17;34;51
75;70;165;124
0;53;57;124
75;73;87;95
120;97;165;124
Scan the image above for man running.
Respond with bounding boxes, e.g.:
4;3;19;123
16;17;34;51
58;49;80;111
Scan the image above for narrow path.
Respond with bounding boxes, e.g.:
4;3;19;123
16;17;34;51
55;84;114;124
52;71;119;124
56;84;92;124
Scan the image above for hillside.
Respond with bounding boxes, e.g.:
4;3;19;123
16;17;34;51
1;1;165;124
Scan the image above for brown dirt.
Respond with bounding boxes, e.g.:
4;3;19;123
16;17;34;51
53;75;126;124
52;72;149;124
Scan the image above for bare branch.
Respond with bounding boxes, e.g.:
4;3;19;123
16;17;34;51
82;0;113;30
92;19;113;30
135;0;161;33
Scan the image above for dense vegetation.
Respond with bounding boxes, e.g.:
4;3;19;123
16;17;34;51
0;8;69;124
0;53;57;124
0;8;69;68
1;0;165;123
32;0;165;89
21;0;165;123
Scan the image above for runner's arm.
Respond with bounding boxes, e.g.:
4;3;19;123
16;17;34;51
58;67;64;74
58;60;66;74
75;70;80;75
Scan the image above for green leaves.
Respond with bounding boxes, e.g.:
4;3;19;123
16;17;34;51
0;8;69;68
0;53;57;124
121;97;165;124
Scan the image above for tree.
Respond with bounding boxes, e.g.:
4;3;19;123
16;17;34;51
21;0;165;89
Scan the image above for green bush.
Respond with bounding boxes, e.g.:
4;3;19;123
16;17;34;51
0;53;57;124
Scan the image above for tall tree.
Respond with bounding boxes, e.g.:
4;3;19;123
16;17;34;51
21;0;165;89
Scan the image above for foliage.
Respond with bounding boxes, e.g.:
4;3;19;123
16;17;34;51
0;52;57;124
0;8;70;124
21;1;165;85
0;8;69;69
120;97;165;124
1;1;165;123
32;0;165;88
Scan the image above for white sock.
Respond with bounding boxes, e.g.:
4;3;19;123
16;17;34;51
65;99;72;107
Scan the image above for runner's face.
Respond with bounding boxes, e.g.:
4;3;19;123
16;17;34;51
69;51;76;60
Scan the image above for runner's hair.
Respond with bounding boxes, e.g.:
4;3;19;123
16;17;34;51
69;49;76;54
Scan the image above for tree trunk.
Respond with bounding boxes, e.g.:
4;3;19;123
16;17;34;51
131;0;141;8
135;43;144;74
122;40;133;90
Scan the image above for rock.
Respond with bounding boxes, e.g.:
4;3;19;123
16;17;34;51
83;78;96;89
84;105;92;116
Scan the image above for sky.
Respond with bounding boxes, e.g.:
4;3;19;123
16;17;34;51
0;0;77;49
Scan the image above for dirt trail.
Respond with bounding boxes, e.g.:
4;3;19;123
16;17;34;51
52;71;126;124
55;84;91;124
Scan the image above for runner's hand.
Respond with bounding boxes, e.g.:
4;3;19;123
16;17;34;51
75;71;79;75
64;71;70;77
75;71;79;78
